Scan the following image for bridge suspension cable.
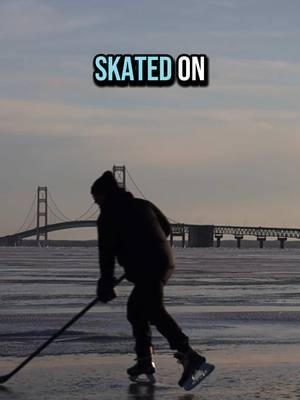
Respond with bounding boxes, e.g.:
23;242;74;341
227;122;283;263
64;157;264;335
88;208;99;219
47;204;68;223
26;213;37;232
16;192;37;233
48;190;72;221
125;168;181;225
45;189;99;223
48;189;99;222
126;169;147;199
76;203;98;220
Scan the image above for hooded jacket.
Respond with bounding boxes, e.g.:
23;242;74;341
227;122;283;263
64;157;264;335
97;189;175;283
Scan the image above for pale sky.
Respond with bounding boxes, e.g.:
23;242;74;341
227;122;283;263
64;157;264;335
0;0;300;239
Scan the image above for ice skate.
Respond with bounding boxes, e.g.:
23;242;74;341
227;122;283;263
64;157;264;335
174;349;215;391
127;357;156;384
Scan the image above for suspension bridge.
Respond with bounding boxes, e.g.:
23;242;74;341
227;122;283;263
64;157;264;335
0;166;299;248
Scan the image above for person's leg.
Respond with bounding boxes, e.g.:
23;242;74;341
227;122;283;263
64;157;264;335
143;279;210;388
127;285;153;359
143;280;191;353
126;284;156;380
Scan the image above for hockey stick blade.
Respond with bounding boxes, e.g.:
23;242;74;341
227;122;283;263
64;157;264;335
0;374;12;384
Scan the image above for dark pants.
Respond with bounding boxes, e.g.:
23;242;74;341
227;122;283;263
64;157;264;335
127;276;189;358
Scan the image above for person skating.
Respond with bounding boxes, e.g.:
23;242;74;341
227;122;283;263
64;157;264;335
91;171;214;390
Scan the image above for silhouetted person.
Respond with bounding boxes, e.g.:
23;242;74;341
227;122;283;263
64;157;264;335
91;171;214;389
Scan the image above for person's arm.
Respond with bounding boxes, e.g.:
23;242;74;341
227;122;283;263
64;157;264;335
97;215;117;302
98;224;115;282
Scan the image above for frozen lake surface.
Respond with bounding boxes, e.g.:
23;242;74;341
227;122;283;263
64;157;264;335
0;246;299;357
0;246;300;399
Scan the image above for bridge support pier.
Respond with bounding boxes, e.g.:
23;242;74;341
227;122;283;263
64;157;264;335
215;233;223;248
257;236;266;249
170;233;186;248
235;234;243;248
170;224;186;248
278;237;287;249
188;225;214;247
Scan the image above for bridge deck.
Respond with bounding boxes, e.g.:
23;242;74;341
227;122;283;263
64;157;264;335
0;222;300;244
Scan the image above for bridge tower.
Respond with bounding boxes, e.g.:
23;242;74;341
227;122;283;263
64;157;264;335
37;186;48;244
113;165;126;189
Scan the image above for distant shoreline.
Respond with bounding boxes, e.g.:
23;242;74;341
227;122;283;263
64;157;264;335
1;239;300;248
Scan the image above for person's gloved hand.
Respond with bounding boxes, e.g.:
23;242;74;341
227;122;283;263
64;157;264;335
97;278;117;303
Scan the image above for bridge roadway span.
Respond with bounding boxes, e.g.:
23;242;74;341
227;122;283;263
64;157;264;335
214;225;300;239
0;221;300;245
0;221;97;242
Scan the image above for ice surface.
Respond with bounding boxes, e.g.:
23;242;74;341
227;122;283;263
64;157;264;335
0;247;300;398
0;247;300;357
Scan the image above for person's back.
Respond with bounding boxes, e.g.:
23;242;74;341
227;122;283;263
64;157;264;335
98;189;174;282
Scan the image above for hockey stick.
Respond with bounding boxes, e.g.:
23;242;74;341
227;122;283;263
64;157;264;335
0;274;126;384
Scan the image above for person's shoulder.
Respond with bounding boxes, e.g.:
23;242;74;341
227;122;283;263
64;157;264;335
132;199;161;216
133;198;153;208
133;197;147;204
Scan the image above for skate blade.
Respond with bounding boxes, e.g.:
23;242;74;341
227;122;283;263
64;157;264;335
129;374;156;385
183;363;215;391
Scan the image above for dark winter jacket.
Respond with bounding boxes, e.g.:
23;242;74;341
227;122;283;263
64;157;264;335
97;189;175;283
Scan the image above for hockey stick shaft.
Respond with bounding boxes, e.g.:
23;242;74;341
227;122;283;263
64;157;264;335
0;274;125;384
